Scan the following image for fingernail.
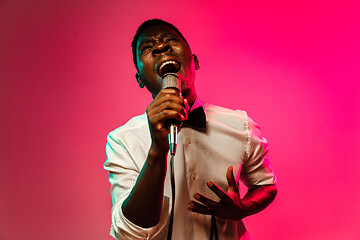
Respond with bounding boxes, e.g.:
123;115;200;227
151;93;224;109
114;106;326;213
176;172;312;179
207;181;213;187
188;201;194;207
194;193;199;199
184;99;190;111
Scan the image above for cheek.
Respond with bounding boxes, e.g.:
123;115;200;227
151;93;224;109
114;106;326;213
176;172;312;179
138;56;148;68
183;51;194;68
138;54;154;69
138;59;156;79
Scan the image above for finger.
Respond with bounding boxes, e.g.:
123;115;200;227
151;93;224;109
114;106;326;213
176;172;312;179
193;193;217;209
207;181;232;203
155;109;185;124
155;102;187;120
148;98;186;121
155;89;183;105
147;93;182;114
188;201;213;215
151;94;184;112
154;88;180;100
149;95;187;120
184;98;190;114
226;166;239;193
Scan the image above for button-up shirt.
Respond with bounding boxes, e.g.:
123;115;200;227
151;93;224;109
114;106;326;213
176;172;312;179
104;101;276;239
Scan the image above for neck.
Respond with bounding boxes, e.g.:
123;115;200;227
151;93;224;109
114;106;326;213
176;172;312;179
184;87;197;107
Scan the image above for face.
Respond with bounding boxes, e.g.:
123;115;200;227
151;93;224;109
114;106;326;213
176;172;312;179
136;25;197;103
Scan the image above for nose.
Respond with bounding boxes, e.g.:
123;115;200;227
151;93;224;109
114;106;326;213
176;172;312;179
152;42;171;56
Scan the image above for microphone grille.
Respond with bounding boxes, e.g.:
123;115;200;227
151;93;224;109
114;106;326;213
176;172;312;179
161;73;181;91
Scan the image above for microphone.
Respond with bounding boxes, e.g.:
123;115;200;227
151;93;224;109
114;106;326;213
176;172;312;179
161;73;181;156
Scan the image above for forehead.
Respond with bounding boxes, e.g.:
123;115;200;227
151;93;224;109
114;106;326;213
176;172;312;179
137;25;180;47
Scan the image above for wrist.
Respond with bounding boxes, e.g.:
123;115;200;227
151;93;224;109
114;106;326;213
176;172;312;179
148;144;168;169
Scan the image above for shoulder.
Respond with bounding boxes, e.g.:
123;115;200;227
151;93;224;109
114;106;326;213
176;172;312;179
204;103;248;118
107;113;150;146
204;103;249;130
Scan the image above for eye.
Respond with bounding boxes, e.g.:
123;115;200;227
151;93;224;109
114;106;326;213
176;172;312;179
140;45;152;54
165;37;177;43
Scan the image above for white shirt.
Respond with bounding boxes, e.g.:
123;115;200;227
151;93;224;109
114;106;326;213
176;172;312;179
104;102;276;240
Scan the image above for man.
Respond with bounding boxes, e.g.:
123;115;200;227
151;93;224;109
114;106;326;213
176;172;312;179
104;19;277;239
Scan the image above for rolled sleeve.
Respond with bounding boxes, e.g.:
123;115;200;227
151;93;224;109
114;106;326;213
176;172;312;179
104;133;169;239
110;194;169;239
241;115;277;188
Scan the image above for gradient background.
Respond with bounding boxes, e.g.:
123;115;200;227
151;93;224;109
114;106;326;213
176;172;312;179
1;0;359;239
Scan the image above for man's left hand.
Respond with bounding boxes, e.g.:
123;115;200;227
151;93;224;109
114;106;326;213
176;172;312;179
188;166;247;220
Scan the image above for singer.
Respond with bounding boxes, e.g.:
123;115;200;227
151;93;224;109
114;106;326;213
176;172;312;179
104;19;277;239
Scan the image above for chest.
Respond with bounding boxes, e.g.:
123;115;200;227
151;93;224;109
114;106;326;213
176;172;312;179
167;125;248;200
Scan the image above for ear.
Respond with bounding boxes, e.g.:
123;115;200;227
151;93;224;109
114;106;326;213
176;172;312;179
136;73;145;88
193;54;200;70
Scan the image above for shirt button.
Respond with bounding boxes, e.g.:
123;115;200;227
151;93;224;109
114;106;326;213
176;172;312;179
191;173;196;180
186;138;192;144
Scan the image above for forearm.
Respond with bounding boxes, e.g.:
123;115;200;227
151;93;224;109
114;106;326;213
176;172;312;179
122;147;168;228
120;88;186;228
241;185;277;218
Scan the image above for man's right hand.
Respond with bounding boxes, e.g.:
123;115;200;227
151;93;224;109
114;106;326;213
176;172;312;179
146;88;189;159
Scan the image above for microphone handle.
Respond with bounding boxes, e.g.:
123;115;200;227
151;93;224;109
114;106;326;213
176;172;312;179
169;124;178;156
161;73;181;156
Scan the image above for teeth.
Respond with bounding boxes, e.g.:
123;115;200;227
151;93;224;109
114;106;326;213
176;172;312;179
159;60;177;70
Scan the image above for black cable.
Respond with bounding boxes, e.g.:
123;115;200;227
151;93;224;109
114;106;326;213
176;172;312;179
166;154;175;240
209;214;218;240
167;153;218;240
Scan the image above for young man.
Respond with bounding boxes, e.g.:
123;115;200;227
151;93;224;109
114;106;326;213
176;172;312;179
104;19;277;239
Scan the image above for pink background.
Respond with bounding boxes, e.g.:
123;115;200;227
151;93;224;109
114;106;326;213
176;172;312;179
1;0;359;239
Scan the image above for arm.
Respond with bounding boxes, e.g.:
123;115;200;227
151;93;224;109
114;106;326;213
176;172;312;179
188;166;277;220
241;184;277;218
122;88;188;227
121;147;168;227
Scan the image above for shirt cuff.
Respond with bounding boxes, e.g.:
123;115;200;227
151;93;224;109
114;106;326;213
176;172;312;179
111;194;170;239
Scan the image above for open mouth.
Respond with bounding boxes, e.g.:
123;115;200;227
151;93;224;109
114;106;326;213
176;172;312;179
157;59;181;77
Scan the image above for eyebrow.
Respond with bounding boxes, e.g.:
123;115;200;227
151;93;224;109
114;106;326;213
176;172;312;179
138;39;152;48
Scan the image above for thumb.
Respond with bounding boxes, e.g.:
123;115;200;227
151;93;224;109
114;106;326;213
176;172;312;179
226;166;239;193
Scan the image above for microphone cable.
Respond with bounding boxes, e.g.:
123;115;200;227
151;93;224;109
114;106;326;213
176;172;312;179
166;152;218;240
166;153;175;240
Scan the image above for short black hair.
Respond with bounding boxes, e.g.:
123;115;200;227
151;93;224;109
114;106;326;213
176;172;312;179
131;19;190;71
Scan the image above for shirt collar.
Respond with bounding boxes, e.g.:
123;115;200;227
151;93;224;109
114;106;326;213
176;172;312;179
189;97;203;111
